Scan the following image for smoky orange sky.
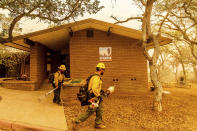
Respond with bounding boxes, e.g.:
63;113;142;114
1;0;142;35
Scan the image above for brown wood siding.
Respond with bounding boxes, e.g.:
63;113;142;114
70;29;148;90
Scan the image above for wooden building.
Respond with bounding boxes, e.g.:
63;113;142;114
3;18;171;90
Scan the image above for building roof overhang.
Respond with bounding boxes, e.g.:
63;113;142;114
3;18;171;52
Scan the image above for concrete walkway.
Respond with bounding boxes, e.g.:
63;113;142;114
0;87;67;131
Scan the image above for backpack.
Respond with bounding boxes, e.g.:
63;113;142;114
48;73;55;84
48;72;60;84
77;74;100;106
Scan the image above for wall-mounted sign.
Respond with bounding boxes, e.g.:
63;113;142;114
99;47;112;61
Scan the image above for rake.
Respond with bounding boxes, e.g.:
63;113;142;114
38;88;57;102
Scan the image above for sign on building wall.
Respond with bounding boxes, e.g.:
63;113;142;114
99;47;112;61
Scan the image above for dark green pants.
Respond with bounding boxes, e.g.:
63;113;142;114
52;82;62;104
74;102;103;125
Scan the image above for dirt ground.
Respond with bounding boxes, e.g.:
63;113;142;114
62;83;197;131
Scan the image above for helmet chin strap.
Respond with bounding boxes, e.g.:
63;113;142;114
99;70;104;76
59;70;64;73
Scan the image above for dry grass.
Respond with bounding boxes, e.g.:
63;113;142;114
62;83;197;131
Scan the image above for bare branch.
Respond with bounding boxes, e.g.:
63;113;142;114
190;44;197;60
169;8;197;27
163;31;182;41
183;2;197;24
187;23;196;31
0;5;12;12
8;6;39;41
1;0;103;44
27;0;82;23
111;16;142;24
165;17;195;44
157;13;169;37
140;0;146;6
163;23;181;31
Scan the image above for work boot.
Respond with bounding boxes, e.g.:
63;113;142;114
71;119;78;130
57;101;63;106
95;124;106;129
57;103;62;106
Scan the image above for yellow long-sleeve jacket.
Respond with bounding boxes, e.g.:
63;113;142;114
88;72;102;97
54;71;65;87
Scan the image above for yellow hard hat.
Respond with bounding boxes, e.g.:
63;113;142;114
96;62;105;69
58;65;66;71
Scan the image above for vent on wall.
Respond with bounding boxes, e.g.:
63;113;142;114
86;29;94;37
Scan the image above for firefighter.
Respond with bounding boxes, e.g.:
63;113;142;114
52;65;66;105
72;62;110;130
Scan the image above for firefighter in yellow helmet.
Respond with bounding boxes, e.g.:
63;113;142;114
72;62;110;130
52;65;66;105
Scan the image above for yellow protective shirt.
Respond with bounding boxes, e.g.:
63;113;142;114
88;73;102;97
54;71;65;87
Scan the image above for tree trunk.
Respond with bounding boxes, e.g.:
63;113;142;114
149;62;163;111
174;44;187;83
193;65;197;83
141;0;163;112
150;37;163;112
175;65;179;84
180;61;187;83
158;66;161;81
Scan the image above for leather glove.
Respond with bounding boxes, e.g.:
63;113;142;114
88;97;99;103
